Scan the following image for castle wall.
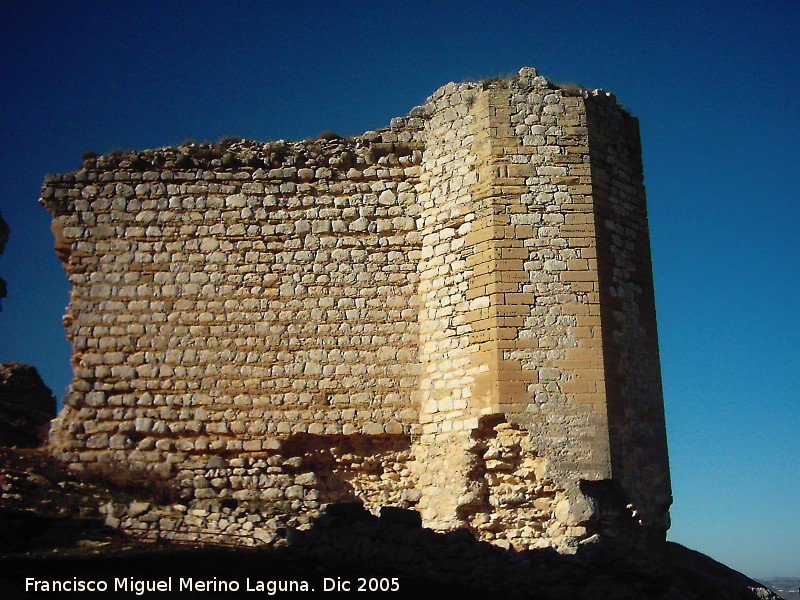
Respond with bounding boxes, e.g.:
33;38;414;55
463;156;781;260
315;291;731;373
42;128;428;538
467;76;614;484
411;74;615;543
41;67;671;552
413;81;489;529
585;97;672;527
43;127;426;451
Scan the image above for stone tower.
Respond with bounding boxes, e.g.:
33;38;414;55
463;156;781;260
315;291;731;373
41;67;671;552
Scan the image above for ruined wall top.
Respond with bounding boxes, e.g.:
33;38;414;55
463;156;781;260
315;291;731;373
41;68;624;208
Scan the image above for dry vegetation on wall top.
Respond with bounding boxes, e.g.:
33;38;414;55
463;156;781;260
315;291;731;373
471;71;610;99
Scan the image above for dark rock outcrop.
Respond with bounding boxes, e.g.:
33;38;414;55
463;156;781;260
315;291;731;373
0;363;56;447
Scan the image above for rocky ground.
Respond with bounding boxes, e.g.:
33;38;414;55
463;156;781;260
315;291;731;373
0;447;779;599
0;447;123;550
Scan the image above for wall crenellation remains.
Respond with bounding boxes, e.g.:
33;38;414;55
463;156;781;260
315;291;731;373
40;67;671;553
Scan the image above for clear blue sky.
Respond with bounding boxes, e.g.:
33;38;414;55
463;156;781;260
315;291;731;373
1;0;797;580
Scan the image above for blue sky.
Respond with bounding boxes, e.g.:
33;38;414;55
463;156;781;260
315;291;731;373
1;0;797;579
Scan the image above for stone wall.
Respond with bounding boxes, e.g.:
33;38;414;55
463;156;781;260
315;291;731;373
413;80;488;531
584;97;672;528
41;67;671;553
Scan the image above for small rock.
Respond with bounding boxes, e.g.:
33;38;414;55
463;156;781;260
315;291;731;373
127;501;151;518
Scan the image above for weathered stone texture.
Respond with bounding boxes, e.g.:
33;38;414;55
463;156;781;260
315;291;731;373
40;67;671;553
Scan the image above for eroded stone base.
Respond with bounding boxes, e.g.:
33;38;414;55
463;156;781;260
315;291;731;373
73;419;611;553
